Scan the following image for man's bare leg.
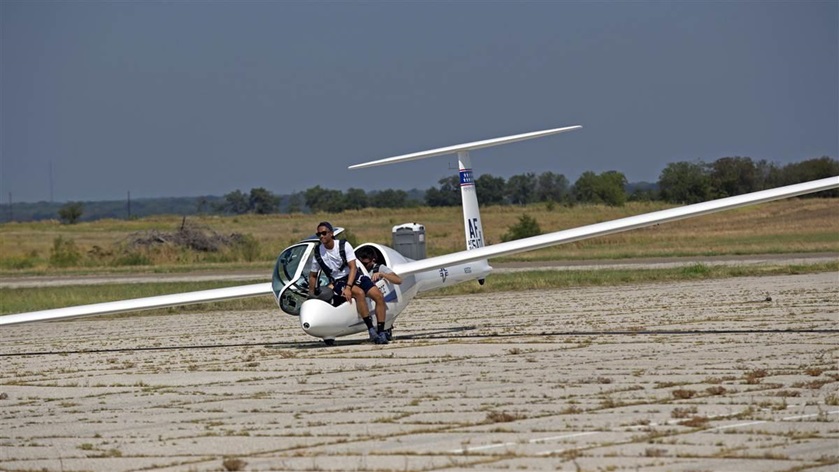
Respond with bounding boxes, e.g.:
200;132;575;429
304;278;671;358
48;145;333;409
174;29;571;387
351;286;377;341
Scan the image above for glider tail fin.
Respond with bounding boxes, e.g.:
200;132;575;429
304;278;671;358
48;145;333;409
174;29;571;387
458;151;485;252
348;124;582;283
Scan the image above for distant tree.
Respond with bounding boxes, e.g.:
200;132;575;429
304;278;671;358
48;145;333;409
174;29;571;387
370;189;408;208
58;202;84;224
572;171;627;206
753;159;775;191
501;214;542;242
535;171;570;203
249;187;280;214
220;190;250;214
571;171;599;203
798;156;839;181
425;176;461;207
476;174;506;205
658;161;712;204
771;156;839;198
709;156;761;197
626;181;658;202
344;188;369;210
506;172;537;205
599;171;628;206
305;186;347;213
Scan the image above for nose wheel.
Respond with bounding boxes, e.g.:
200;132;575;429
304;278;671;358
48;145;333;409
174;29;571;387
323;339;335;347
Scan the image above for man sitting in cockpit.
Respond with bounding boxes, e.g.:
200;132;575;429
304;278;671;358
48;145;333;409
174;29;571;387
307;222;389;345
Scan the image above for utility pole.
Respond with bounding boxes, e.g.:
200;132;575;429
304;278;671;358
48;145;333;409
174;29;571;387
49;160;54;203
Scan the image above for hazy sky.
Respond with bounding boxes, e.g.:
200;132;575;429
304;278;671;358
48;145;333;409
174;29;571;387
2;1;837;203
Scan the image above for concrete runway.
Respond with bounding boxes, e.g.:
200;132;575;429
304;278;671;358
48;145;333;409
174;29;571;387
1;272;837;471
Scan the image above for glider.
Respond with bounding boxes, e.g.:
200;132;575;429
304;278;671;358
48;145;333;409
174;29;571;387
2;125;836;347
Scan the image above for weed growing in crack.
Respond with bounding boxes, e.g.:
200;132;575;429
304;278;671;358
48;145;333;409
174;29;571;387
671;388;696;400
485;410;526;423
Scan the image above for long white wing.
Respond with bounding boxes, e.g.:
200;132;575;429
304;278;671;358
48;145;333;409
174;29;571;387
391;177;839;277
349;125;582;169
0;282;272;326
3;179;835;327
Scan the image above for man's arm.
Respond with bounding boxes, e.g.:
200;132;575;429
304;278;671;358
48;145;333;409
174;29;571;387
308;271;318;295
385;270;402;285
344;260;359;301
373;265;402;284
346;260;358;287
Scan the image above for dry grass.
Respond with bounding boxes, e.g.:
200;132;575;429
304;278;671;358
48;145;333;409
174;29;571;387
679;415;710;428
744;369;769;385
671;389;697;400
705;386;728;396
485;410;527;423
0;198;836;275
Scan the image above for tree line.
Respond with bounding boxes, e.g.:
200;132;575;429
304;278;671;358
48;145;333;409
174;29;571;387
238;155;837;214
3;155;835;223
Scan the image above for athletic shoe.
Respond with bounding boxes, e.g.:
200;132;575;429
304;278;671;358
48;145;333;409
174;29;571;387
385;328;393;341
374;331;389;345
368;327;378;342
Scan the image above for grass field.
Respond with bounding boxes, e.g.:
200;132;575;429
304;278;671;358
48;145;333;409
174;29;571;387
0;197;835;315
1;198;836;277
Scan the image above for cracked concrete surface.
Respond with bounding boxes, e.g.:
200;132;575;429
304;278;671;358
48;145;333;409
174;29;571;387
1;272;837;471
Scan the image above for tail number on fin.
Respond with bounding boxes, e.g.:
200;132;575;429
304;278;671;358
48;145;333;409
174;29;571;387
467;217;484;250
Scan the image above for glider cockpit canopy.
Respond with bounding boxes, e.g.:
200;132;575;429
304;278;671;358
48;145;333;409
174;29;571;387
272;227;345;316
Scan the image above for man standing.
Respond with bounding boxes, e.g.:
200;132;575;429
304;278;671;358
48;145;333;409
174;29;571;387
307;222;389;344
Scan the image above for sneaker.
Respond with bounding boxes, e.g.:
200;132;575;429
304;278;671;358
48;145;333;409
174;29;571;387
385;328;393;342
368;327;378;342
374;331;389;345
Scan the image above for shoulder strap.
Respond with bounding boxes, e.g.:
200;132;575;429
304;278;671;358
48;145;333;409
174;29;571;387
338;239;347;271
313;243;333;280
313;240;348;281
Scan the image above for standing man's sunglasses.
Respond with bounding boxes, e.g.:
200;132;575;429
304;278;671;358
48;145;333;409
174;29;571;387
316;231;330;237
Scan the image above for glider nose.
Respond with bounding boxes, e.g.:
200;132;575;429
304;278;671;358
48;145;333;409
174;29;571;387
299;299;337;338
300;298;361;340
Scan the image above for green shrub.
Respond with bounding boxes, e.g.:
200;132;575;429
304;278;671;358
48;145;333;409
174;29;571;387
49;236;82;267
501;214;542;242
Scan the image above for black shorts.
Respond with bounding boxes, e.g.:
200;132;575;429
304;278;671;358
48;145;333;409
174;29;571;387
332;275;375;297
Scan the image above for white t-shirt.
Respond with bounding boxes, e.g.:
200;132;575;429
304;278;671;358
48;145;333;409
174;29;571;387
310;241;357;280
374;264;395;277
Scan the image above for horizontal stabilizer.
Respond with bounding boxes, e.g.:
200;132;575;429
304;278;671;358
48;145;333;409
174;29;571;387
390;176;839;277
0;282;273;326
349;125;582;169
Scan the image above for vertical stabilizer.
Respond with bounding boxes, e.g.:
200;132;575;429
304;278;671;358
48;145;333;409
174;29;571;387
348;124;581;258
458;151;484;251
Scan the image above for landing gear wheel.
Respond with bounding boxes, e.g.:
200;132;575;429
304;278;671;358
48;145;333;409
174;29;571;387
323;339;335;347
